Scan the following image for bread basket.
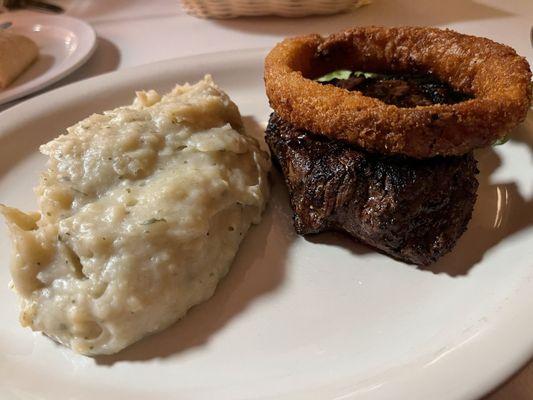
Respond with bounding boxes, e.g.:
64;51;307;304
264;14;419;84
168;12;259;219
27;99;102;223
181;0;371;18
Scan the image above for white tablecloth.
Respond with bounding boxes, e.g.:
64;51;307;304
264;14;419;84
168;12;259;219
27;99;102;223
8;0;533;397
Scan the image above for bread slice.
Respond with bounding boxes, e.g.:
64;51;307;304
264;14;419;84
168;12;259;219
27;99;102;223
0;31;38;89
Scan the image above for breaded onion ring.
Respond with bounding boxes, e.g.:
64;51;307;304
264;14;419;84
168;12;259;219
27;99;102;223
264;26;532;158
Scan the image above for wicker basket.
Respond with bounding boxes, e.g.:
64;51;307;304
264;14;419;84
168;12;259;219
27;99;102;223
181;0;371;19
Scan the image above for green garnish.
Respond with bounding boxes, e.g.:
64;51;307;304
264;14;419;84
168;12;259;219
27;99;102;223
316;70;389;82
316;70;352;82
140;218;167;225
493;136;509;146
352;71;386;79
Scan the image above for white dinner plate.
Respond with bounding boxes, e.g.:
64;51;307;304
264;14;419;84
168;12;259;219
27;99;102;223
0;11;96;106
0;49;532;400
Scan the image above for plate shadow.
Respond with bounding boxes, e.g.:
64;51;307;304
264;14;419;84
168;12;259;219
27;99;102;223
426;146;532;276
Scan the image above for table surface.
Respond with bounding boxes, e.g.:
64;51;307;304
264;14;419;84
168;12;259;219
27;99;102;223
3;0;533;398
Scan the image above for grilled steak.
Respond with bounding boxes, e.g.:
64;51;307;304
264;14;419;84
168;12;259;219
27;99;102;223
266;113;479;265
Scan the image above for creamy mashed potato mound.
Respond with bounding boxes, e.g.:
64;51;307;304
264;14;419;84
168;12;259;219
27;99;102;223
1;76;270;355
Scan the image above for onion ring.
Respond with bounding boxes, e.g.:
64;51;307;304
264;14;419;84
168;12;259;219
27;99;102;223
264;26;532;158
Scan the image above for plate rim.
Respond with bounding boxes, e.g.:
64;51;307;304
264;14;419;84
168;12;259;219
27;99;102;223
0;49;532;400
0;11;97;106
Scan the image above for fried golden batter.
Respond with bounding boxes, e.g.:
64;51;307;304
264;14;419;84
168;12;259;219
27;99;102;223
264;26;532;158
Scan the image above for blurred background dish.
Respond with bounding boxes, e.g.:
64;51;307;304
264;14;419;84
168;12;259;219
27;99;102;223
0;11;95;105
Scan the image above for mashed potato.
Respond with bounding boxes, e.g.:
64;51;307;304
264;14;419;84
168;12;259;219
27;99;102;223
1;76;270;355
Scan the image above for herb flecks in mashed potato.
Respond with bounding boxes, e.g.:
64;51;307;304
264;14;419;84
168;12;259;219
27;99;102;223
1;76;270;355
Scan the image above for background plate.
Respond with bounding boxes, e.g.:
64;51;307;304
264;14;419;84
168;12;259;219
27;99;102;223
0;50;532;400
0;11;96;106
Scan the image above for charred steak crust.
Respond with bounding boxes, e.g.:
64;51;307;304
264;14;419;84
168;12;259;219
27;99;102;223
266;113;479;266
